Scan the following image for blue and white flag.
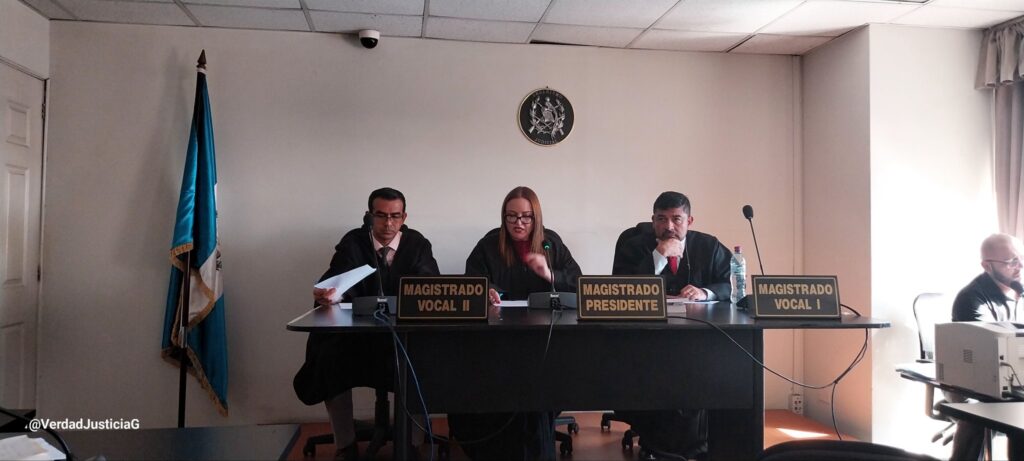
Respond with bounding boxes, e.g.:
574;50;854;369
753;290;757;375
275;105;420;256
162;51;228;415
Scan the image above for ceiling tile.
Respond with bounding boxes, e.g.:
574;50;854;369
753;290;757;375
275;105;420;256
761;0;918;36
929;0;1024;11
731;33;832;55
429;0;549;22
188;5;308;30
60;0;195;25
310;11;423;36
544;0;677;28
893;5;1023;28
184;0;299;8
425;17;535;43
305;0;423;15
657;0;803;34
19;0;75;19
632;29;748;52
531;23;643;47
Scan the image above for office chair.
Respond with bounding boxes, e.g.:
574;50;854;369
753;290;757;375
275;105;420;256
757;440;940;461
911;292;957;446
601;222;654;450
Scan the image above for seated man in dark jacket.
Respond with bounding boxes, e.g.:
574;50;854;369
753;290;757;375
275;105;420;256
293;187;439;461
947;233;1024;461
612;191;731;459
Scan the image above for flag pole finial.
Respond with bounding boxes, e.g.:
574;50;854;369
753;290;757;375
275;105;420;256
197;50;207;70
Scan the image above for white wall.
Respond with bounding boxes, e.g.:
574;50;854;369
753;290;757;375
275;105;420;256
802;27;874;440
0;0;49;78
43;22;800;427
868;24;995;455
802;24;996;448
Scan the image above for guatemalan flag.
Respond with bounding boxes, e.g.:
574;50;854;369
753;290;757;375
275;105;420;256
162;50;228;415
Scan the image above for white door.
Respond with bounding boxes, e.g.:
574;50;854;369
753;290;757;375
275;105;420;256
0;61;43;409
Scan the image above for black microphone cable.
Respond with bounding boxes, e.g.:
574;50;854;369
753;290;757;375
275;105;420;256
667;312;869;440
0;406;75;460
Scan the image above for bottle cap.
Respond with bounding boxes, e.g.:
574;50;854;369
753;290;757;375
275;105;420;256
734;245;741;252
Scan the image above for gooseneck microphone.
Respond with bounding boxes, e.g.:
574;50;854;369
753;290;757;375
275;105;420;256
542;240;561;310
742;205;765;275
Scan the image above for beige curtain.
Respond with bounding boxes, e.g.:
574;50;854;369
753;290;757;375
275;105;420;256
978;20;1024;237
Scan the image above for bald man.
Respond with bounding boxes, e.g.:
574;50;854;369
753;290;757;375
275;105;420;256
952;233;1023;322
947;233;1024;461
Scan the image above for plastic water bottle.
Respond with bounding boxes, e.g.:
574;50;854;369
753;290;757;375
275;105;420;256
730;245;746;304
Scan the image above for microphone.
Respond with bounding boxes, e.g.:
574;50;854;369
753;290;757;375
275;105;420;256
373;248;388;314
542;240;561;310
742;205;765;275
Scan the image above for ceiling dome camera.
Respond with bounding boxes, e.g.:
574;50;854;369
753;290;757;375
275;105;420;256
359;30;380;49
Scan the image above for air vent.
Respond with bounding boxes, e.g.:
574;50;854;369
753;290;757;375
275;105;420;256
963;349;973;364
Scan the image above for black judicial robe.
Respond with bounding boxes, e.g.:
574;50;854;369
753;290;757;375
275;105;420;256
613;229;731;299
609;228;728;457
465;228;582;299
447;228;581;461
293;225;439;405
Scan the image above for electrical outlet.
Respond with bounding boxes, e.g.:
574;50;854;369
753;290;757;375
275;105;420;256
789;393;804;415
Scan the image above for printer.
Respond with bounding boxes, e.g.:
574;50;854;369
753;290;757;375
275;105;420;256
935;321;1024;399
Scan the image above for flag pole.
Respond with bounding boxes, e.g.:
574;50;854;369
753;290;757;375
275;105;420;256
176;50;206;429
177;250;191;428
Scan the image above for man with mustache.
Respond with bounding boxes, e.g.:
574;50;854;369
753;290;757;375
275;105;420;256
614;191;731;300
610;191;731;459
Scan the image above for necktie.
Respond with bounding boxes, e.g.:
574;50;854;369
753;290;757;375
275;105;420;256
668;256;679;275
378;246;391;268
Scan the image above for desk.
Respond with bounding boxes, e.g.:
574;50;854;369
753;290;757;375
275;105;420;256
897;362;1008;403
940;402;1024;461
288;302;887;460
3;424;300;460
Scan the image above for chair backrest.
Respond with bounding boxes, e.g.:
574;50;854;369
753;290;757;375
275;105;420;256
758;440;939;461
912;293;951;362
614;222;653;253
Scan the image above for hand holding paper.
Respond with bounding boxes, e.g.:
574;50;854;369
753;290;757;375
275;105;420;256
313;264;377;305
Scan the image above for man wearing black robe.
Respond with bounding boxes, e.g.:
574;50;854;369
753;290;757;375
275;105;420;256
293;187;439;460
610;191;731;459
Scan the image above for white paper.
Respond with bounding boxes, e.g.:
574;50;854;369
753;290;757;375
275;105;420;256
499;300;529;308
313;264;376;301
0;435;66;460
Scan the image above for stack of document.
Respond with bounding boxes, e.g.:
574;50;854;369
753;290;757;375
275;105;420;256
0;434;65;460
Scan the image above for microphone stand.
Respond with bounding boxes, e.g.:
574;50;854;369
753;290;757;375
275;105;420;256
543;241;561;310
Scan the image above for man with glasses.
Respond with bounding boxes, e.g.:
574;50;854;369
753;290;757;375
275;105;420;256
947;233;1024;460
610;191;730;459
294;187;439;461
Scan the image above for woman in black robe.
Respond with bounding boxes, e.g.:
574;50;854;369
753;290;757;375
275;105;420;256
448;186;582;460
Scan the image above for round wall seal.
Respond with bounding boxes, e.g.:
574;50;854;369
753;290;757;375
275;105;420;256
518;88;574;146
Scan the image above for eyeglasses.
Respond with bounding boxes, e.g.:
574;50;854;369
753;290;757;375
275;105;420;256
654;216;688;226
504;214;534;224
986;257;1023;268
372;212;404;222
985;258;1023;268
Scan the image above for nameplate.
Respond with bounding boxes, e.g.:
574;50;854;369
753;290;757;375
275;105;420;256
751;275;840;319
577;276;666;321
397;276;489;321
